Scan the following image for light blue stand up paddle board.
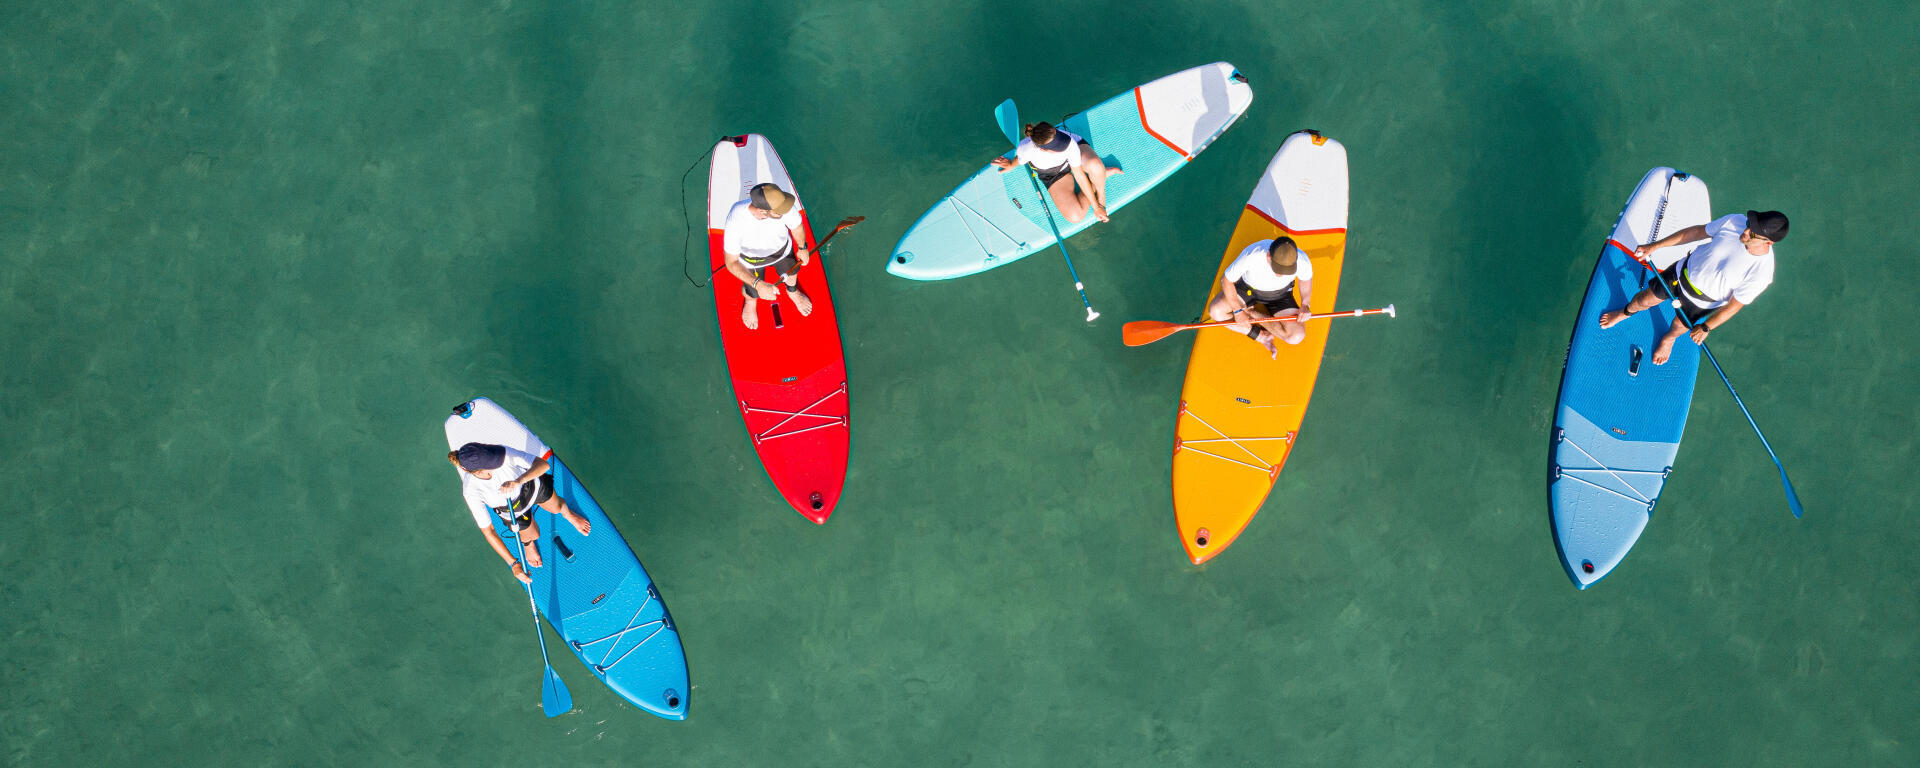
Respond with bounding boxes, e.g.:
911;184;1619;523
446;397;690;719
887;62;1252;280
1549;168;1710;589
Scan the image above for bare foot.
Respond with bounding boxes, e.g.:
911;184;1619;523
1105;167;1125;179
522;541;543;568
1651;335;1678;365
1256;332;1279;360
563;509;591;536
1597;309;1632;329
788;286;814;316
741;297;759;330
1093;205;1110;223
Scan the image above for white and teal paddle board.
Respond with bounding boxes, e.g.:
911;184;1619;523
445;397;690;719
887;62;1253;281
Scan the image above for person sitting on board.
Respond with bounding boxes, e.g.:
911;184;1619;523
989;121;1122;224
1598;210;1787;365
1205;236;1314;359
722;182;813;330
449;442;591;584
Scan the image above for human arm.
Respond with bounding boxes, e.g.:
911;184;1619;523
498;455;548;494
1691;298;1744;344
1218;271;1247;313
990;153;1023;172
1294;278;1313;320
788;222;812;266
1634;224;1710;259
725;250;781;299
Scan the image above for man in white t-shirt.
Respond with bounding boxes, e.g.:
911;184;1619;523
722;182;813;330
1204;236;1314;359
1599;210;1788;364
448;442;592;584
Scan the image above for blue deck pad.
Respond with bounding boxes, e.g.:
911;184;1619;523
1550;244;1702;588
494;457;690;719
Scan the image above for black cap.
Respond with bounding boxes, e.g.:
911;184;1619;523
1746;210;1789;243
1037;131;1071;152
456;442;506;471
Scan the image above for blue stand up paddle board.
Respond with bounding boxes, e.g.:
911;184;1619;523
1549;168;1710;589
446;397;691;719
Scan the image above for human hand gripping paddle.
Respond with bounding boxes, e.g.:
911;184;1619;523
1121;305;1397;347
995;99;1100;322
1609;239;1805;519
502;498;574;717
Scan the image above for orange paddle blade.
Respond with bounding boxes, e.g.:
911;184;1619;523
1122;320;1193;347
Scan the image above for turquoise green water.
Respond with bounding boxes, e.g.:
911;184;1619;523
5;0;1917;765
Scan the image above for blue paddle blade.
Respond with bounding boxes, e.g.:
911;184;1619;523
541;667;572;717
1782;469;1804;519
993;98;1021;147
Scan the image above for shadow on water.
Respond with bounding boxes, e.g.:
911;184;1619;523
495;1;681;527
1412;1;1608;583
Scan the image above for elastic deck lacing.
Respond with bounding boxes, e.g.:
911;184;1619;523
1175;404;1291;476
572;588;672;674
745;383;848;443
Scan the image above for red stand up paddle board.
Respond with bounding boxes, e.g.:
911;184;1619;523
706;134;849;523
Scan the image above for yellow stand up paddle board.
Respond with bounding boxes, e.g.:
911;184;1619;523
1172;130;1350;564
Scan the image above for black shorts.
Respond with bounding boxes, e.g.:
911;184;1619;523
1654;259;1717;325
739;244;799;299
493;473;555;531
1033;140;1094;189
1234;277;1300;314
1035;161;1074;189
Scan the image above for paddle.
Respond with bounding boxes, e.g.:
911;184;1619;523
1608;239;1805;519
706;215;866;278
994;98;1100;322
503;498;574;717
1122;305;1397;347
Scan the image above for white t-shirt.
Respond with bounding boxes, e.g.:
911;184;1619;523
1683;213;1776;305
722;199;805;262
1014;129;1084;172
1222;239;1315;293
459;446;542;528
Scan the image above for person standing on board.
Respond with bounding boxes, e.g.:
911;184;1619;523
722;182;813;330
1598;210;1788;364
448;442;591;584
1205;236;1314;359
989;121;1123;224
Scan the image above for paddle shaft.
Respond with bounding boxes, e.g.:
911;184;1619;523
1608;239;1805;518
996;99;1099;322
1206;306;1389;328
709;216;863;278
504;499;574;716
1122;305;1395;347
